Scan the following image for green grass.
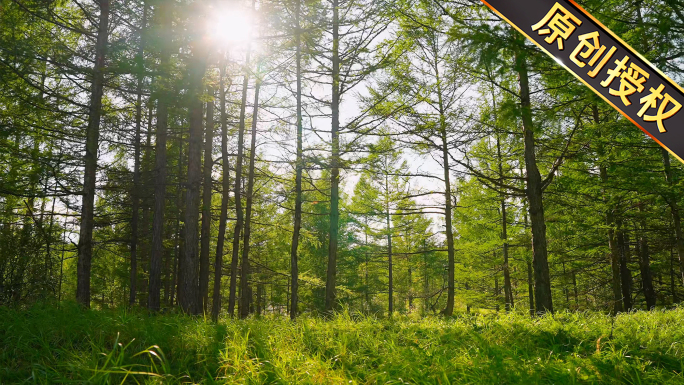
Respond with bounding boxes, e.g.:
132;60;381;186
1;303;683;384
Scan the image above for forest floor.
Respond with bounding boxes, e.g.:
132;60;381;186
1;303;683;384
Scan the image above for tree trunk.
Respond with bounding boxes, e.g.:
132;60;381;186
325;0;341;314
199;86;215;314
423;240;429;315
593;106;623;314
239;76;261;319
385;175;393;315
179;45;207;315
171;128;185;307
130;4;148;307
440;131;455;316
58;219;68;302
365;222;371;313
148;1;172;312
515;43;553;314
572;271;579;309
617;220;632;311
289;0;303;321
638;204;656;309
212;59;231;321
502;197;513;312
229;47;251;317
407;252;413;311
76;0;110;307
163;223;172;305
671;246;679;303
522;207;535;316
607;212;625;312
496;133;513;311
527;259;534;316
433;63;455;316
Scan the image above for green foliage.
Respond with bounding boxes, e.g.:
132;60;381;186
2;303;684;383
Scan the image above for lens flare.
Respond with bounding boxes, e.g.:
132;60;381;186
207;7;252;45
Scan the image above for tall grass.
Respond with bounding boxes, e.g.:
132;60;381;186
1;303;683;384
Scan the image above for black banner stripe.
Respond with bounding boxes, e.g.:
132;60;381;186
481;0;684;164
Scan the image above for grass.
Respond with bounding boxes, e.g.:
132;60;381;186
1;303;683;384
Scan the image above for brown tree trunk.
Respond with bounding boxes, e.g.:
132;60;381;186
289;0;303;321
199;86;215;314
515;43;553;314
130;4;148;307
212;59;231;321
229;48;251;317
148;1;172;312
239;77;261;319
179;44;207;315
325;0;340;314
76;0;110;307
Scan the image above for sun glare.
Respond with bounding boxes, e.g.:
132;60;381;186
207;7;253;46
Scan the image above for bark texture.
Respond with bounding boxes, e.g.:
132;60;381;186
179;44;207;315
199;86;215;314
239;77;261;319
289;0;303;321
76;0;110;307
212;60;231;321
325;0;340;314
228;48;251;317
130;4;147;307
149;1;172;311
515;44;553;314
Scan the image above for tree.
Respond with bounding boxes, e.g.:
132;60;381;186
149;0;173;311
239;65;262;318
76;0;111;308
289;0;304;321
212;57;232;321
199;85;215;313
179;3;209;314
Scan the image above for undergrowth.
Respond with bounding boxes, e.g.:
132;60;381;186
1;303;683;384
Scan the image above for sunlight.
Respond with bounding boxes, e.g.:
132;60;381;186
207;6;253;46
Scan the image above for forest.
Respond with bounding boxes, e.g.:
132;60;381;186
2;0;684;383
